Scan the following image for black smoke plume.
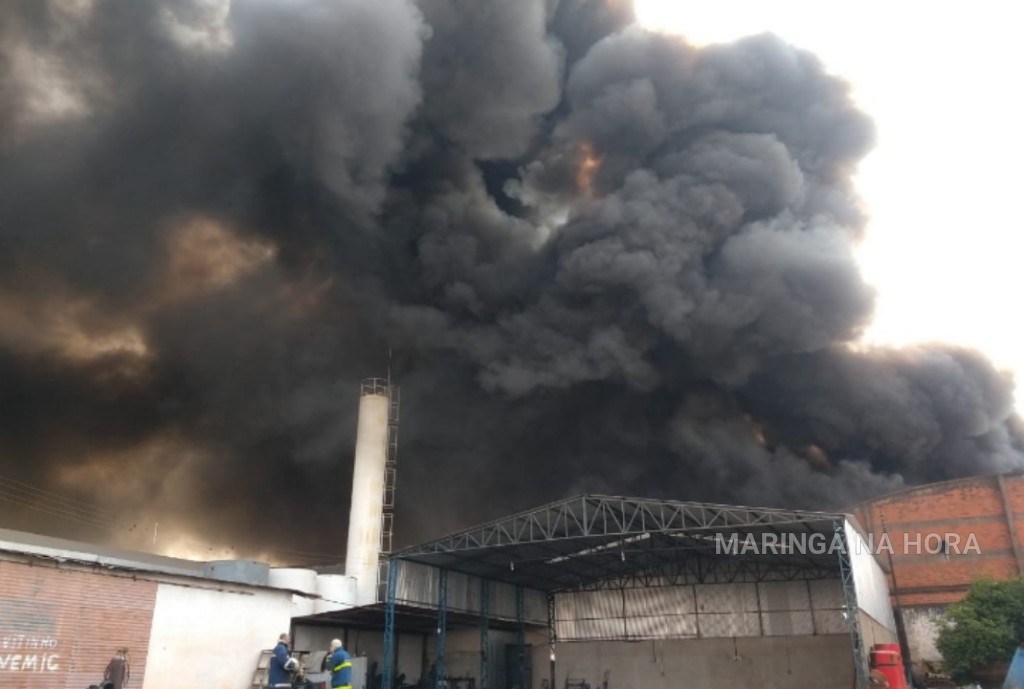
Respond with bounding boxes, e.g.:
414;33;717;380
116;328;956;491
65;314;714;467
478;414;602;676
0;0;1020;561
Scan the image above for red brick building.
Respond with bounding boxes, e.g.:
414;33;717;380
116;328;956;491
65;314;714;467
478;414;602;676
849;472;1024;669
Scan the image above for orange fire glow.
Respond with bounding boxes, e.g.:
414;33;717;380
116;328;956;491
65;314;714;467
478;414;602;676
576;141;603;196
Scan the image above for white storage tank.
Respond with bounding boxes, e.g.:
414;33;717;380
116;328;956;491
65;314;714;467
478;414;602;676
315;573;357;613
269;567;319;617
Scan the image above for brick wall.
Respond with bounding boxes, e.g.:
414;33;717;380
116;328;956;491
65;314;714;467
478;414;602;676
850;473;1024;608
0;558;157;688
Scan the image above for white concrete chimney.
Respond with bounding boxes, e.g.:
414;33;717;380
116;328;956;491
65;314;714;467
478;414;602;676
345;378;390;606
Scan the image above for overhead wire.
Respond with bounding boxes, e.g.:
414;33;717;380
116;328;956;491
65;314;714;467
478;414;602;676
0;488;119;532
0;473;125;535
0;473;121;520
0;473;122;514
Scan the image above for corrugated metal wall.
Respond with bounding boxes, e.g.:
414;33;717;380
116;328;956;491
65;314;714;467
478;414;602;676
394;560;547;624
553;580;849;641
0;559;157;688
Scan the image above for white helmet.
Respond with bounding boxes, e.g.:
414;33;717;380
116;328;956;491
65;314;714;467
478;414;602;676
284;657;299;672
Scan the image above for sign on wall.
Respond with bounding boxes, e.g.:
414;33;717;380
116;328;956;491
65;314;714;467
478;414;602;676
0;560;157;688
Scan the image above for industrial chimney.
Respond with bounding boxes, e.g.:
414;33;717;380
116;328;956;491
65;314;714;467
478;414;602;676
345;378;397;606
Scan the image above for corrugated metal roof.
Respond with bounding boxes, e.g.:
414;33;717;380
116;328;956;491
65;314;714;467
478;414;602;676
394;494;854;592
0;526;206;577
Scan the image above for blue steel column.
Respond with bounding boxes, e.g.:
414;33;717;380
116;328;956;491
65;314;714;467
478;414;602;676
383;557;398;689
436;568;448;689
479;578;490;689
835;520;868;689
516;585;526;689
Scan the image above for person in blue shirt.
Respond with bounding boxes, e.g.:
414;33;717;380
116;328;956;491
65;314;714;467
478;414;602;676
268;633;292;688
328;638;352;689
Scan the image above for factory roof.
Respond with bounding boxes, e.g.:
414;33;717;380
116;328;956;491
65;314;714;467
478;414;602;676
0;527;303;594
0;525;206;578
394;494;856;592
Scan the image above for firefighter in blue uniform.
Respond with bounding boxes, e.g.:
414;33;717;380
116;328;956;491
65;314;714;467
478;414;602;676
328;638;352;689
268;633;292;688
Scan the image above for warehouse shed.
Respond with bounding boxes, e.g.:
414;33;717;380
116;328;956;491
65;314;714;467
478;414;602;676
373;495;897;689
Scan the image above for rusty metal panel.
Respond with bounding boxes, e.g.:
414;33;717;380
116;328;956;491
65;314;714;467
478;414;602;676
0;559;156;688
758;581;812;612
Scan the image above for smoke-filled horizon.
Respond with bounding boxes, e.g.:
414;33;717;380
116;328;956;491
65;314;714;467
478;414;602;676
1;0;1021;564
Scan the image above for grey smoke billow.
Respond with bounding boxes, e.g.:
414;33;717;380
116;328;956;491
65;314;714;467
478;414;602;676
0;0;1020;559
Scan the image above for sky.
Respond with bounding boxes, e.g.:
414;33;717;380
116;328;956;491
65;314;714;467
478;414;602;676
635;0;1024;409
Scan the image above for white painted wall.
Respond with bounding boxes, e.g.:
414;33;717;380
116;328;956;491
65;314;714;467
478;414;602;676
142;582;293;689
846;521;897;633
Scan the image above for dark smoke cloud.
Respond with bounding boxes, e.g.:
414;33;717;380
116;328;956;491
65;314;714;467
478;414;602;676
0;0;1020;561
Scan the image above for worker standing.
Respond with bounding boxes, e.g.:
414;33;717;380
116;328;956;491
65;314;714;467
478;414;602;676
101;648;130;689
268;633;292;688
328;638;353;689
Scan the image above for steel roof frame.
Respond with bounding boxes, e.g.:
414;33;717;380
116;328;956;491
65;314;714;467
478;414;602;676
393;494;848;593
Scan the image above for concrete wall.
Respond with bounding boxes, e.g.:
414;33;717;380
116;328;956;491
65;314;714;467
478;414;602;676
859;610;898;656
142;582;293;689
534;635;854;689
901;606;946;671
